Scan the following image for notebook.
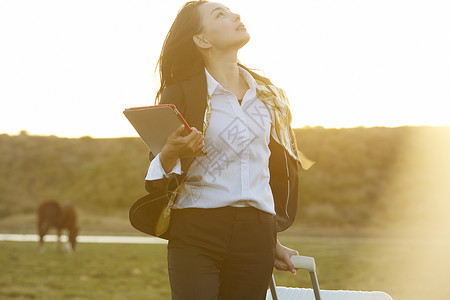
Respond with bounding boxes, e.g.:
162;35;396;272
123;104;207;156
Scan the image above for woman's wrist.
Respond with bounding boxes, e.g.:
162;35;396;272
161;146;178;160
160;148;179;174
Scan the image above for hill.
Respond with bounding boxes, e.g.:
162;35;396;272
1;126;448;232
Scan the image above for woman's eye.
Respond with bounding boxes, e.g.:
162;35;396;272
217;12;224;17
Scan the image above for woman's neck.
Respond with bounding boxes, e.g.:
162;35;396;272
204;52;241;90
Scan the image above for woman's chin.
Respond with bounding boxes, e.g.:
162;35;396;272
235;34;250;48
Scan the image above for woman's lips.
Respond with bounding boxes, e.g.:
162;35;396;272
236;25;246;31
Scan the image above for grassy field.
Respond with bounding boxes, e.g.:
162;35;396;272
1;128;449;298
1;231;449;300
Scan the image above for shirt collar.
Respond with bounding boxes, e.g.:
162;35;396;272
204;65;257;97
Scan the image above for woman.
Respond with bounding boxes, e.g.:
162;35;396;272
142;1;314;299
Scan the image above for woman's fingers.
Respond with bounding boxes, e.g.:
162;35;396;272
172;126;204;157
274;263;288;271
185;128;204;150
284;256;297;274
284;251;299;274
171;124;185;137
184;127;202;141
275;254;299;274
186;135;203;150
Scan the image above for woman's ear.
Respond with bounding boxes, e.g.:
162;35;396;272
193;34;211;50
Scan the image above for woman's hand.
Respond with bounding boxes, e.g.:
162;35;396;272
274;239;299;275
162;124;205;159
159;124;205;174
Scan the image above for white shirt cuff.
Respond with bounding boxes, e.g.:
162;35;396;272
145;152;183;181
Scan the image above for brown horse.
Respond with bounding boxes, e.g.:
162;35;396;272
37;199;79;252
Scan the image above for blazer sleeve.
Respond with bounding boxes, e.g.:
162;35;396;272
144;84;187;194
145;152;183;181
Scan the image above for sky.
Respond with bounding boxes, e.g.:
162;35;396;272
0;0;449;138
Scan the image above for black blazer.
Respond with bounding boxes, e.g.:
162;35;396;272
132;65;301;240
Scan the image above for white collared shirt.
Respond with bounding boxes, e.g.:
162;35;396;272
145;66;275;215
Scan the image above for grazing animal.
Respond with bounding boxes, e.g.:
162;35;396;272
37;199;79;252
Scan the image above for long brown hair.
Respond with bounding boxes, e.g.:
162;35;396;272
154;0;263;105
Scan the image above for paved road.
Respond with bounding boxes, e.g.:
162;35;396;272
0;233;167;244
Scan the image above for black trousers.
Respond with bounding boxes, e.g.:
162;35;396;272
167;205;277;300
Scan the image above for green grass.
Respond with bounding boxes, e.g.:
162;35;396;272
2;233;449;300
0;242;170;300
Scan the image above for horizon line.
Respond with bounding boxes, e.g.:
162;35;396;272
2;124;450;139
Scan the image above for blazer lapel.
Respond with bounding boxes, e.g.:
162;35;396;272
181;71;208;132
178;71;208;173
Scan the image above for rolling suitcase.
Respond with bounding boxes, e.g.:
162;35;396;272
266;255;393;300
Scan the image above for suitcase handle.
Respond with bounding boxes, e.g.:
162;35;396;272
275;255;316;272
271;255;322;300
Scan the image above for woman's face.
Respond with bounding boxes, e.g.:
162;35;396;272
194;2;250;51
